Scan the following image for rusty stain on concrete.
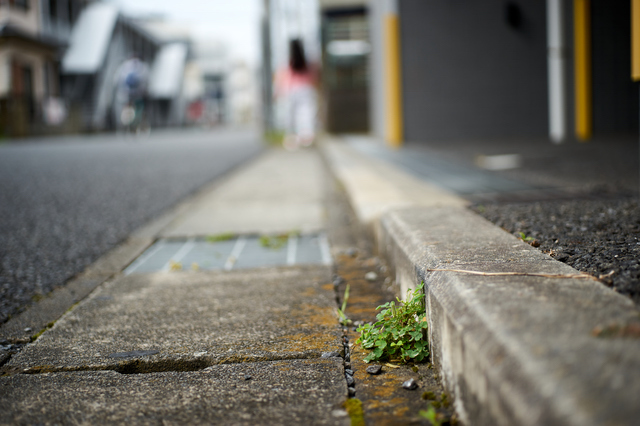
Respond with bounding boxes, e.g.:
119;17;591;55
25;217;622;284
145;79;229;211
334;252;456;424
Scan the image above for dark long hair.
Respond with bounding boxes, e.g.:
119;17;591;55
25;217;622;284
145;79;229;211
289;38;307;73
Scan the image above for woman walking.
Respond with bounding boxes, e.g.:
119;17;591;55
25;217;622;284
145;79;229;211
275;39;318;150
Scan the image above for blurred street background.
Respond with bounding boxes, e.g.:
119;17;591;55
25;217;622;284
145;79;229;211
2;0;640;317
2;0;638;143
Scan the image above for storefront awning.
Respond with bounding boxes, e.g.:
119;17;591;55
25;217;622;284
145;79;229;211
61;3;118;74
149;43;188;99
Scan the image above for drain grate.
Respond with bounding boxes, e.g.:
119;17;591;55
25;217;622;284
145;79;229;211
124;234;332;274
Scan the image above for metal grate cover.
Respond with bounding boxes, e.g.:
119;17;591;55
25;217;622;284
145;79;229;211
125;234;331;275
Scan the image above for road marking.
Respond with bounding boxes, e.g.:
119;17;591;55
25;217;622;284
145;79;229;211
287;234;298;265
161;238;196;272
124;240;166;275
225;236;247;271
319;233;332;265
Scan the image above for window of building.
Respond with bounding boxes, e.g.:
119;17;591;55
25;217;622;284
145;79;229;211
10;0;30;11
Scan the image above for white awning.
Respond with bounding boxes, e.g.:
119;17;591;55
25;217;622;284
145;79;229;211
62;3;118;74
149;43;188;99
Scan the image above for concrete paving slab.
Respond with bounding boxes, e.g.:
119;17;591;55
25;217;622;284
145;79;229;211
0;359;348;425
378;206;640;426
5;266;341;373
162;149;326;237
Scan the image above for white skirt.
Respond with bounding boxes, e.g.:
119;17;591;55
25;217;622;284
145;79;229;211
284;86;317;138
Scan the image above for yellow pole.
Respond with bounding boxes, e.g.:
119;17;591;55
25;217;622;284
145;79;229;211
633;0;640;80
574;0;592;140
384;14;403;147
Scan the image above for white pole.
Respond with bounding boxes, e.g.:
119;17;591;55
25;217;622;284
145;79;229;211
547;0;568;143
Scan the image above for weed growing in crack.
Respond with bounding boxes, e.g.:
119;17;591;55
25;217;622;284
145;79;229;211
259;234;287;249
264;130;285;146
336;285;351;326
356;283;429;364
259;231;300;250
419;406;441;426
343;398;364;426
31;321;56;342
419;392;456;426
168;260;182;271
517;232;540;247
206;233;236;243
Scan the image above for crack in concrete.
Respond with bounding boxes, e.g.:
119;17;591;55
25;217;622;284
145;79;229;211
2;351;344;377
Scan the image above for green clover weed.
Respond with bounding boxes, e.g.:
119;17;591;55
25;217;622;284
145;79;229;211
356;283;429;363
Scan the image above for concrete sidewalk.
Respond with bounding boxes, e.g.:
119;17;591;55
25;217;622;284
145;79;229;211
1;149;350;425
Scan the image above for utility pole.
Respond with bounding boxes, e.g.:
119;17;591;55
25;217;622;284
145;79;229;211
261;0;273;133
633;0;640;194
546;0;568;143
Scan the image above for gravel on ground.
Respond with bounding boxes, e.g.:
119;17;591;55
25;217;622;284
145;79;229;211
472;196;640;307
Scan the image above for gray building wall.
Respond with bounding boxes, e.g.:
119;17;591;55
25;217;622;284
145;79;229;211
591;0;638;136
399;0;548;142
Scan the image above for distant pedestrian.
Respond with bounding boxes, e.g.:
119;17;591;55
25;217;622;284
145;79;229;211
113;55;150;132
274;38;318;150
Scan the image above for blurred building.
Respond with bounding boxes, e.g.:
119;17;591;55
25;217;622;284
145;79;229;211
320;0;370;133
1;1;202;136
228;60;260;126
137;18;196;128
369;0;638;147
41;0;90;41
0;0;91;137
61;2;160;131
192;39;230;126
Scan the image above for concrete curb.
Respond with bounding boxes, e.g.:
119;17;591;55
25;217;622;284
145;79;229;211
321;138;467;224
320;138;640;425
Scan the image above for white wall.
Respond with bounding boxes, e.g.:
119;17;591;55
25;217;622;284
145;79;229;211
0;2;41;34
0;51;10;97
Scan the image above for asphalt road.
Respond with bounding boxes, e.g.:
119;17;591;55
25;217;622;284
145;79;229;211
0;128;264;323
